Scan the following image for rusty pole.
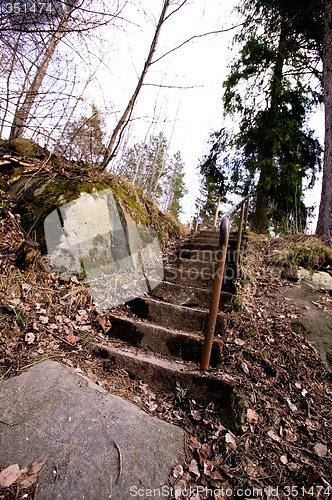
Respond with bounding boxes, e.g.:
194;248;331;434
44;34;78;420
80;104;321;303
200;217;230;371
235;203;245;268
243;200;249;231
213;197;221;227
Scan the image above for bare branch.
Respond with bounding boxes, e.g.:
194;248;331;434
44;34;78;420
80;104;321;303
143;83;203;89
152;23;247;65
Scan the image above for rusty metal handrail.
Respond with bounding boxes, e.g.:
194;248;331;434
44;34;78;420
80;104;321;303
235;202;246;268
225;194;251;219
213;197;221;227
200;217;231;371
200;194;252;371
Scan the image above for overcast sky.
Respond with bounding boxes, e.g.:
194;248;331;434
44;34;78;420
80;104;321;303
94;0;241;222
81;0;324;227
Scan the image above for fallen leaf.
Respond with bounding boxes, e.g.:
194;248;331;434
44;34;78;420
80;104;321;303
209;469;223;481
211;424;226;439
200;443;212;459
286;398;297;412
96;314;111;332
188;459;200;478
267;430;281;442
247;409;259;425
225;432;237;451
191;409;201;421
280;455;288;464
313;442;328;457
65;333;81;344
174;479;187;499
0;464;21;488
287;462;300;472
241;361;249;374
189;435;200;449
147;402;158;412
234;338;245;346
172;464;183;479
284;429;297;443
19;474;38;489
28;461;45;475
25;332;35;344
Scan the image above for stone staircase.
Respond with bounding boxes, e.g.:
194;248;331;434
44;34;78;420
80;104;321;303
90;228;247;432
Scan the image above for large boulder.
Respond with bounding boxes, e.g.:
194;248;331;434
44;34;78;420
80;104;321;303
0;361;188;499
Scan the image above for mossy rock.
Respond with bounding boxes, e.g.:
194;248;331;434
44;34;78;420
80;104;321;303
19;177;110;253
13;173;187;254
5;138;39;158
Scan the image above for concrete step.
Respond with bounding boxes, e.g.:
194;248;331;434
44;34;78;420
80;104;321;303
180;242;220;251
90;343;245;433
169;257;238;280
163;264;238;288
107;314;223;366
150;280;233;311
163;266;214;289
175;247;238;264
193;229;239;238
195;229;219;236
127;296;227;333
189;239;219;247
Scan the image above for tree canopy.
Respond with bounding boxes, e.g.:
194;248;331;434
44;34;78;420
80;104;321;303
199;0;323;234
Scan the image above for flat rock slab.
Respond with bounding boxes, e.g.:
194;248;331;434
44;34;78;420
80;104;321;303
0;361;188;499
296;267;332;292
279;283;332;368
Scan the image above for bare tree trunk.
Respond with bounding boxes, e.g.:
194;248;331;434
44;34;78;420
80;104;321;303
316;0;332;245
252;21;287;233
100;0;171;170
9;6;74;140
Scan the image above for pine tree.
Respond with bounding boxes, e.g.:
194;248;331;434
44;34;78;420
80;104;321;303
166;151;187;219
118;133;186;215
55;104;106;165
203;0;323;234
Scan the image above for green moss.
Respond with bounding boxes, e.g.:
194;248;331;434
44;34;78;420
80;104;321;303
5;138;38;157
110;180;150;225
108;176;187;246
232;294;243;312
18;170;187;258
290;244;332;271
21;178;109;252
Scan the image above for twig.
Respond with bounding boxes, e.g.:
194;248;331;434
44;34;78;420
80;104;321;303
51;332;76;346
114;440;123;484
33;482;39;500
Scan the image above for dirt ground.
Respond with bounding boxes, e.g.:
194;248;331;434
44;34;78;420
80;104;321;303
278;283;332;368
0;208;331;499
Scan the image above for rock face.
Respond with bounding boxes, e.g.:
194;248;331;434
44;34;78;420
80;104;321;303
0;360;188;499
43;188;164;308
297;267;332;292
5;167;170;308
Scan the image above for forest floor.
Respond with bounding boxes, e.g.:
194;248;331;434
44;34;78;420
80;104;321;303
0;206;331;499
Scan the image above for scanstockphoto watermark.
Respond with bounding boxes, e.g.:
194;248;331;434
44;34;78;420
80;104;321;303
129;485;265;498
129;485;332;498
